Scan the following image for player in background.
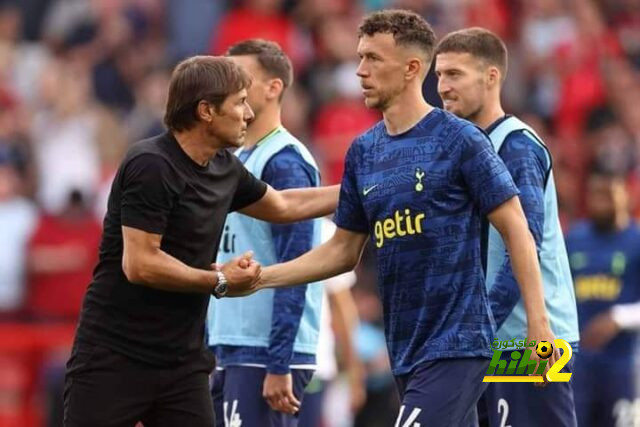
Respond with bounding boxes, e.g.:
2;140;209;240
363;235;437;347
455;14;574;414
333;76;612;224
298;219;366;427
567;169;640;427
434;27;579;427
207;40;323;427
247;10;557;427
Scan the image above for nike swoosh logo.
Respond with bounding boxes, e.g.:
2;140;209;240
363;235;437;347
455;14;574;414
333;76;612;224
363;184;379;196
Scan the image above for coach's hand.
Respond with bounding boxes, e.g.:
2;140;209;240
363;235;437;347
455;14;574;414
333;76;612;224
263;373;300;415
528;323;559;388
220;252;262;297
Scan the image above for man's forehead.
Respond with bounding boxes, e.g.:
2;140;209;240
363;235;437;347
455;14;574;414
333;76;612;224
357;32;397;52
228;88;248;100
229;55;262;74
436;51;480;67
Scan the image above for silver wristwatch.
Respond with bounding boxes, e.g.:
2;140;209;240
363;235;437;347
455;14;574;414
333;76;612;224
212;271;228;299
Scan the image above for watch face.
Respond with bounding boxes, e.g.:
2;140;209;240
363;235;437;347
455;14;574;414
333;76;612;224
216;282;228;294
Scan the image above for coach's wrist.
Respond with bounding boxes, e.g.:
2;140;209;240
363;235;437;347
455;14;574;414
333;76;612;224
212;271;228;298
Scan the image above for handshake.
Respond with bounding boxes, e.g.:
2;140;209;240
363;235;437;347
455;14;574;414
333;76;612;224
212;251;262;297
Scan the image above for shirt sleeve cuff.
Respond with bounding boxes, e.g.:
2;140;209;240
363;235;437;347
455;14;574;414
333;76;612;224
611;302;640;330
266;363;291;375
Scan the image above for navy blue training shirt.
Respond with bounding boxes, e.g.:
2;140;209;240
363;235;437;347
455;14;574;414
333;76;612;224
334;108;519;375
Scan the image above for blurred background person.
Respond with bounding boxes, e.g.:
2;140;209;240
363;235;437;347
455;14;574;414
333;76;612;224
298;219;365;427
567;168;640;427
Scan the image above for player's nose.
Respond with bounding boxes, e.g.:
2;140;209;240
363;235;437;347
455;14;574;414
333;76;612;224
356;60;368;77
437;81;451;97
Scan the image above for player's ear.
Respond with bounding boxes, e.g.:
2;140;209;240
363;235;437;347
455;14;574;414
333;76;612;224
266;78;284;102
487;66;500;88
405;57;423;81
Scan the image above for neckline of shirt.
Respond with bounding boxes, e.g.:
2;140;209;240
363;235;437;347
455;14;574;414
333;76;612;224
165;131;216;171
383;107;440;140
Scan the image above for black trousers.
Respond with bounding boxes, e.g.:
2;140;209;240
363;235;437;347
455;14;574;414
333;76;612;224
63;342;216;427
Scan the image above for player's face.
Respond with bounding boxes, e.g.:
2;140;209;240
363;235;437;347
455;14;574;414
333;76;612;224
209;88;254;148
356;33;407;111
228;55;268;123
587;176;628;229
435;52;487;121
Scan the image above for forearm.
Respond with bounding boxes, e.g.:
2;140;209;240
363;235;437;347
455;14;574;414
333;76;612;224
261;238;361;289
502;225;549;327
488;261;521;329
331;290;360;371
123;249;216;293
278;185;340;223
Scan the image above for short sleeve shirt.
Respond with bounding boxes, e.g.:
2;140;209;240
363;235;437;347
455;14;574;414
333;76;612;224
76;132;266;366
334;109;519;375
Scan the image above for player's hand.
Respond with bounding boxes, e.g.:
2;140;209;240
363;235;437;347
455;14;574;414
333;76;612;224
580;311;620;351
527;323;558;388
262;372;300;415
220;252;261;296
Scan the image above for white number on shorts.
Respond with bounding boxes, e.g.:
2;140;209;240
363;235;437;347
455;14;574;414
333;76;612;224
394;404;423;427
223;399;242;427
498;398;512;427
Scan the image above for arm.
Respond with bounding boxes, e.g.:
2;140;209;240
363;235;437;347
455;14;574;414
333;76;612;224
122;226;260;293
264;151;315;375
580;302;640;350
259;227;368;290
329;286;366;413
458;126;556;381
489;134;548;327
239;184;340;224
119;154;259;294
257;140;369;289
259;150;316;412
487;197;557;371
122;226;217;292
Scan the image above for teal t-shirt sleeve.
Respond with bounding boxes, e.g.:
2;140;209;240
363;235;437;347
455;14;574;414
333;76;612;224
459;125;520;215
333;141;369;234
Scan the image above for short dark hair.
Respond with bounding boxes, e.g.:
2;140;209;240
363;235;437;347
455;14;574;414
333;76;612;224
589;165;626;183
164;56;251;132
358;9;436;60
435;27;508;80
227;39;293;101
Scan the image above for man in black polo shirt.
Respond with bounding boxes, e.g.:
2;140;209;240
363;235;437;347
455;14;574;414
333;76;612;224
63;56;339;427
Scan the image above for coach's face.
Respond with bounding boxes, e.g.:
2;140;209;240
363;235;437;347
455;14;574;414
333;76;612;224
435;52;487;121
356;33;407;111
210;88;254;148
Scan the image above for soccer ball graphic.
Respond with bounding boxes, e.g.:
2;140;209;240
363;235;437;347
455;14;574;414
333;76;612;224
536;341;554;359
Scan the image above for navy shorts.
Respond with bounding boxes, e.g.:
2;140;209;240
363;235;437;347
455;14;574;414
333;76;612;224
481;350;577;427
297;377;327;427
211;366;313;427
393;358;490;427
572;353;636;427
